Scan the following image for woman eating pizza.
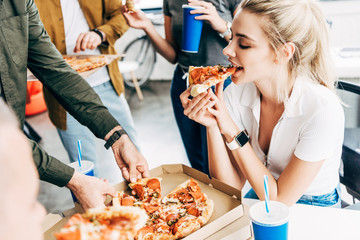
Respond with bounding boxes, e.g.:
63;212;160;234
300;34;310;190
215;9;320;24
180;0;344;207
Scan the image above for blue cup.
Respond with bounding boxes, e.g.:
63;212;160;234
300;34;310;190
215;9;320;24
249;201;290;240
182;5;204;53
68;160;95;202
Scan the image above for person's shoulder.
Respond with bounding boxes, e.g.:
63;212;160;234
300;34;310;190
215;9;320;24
299;78;343;116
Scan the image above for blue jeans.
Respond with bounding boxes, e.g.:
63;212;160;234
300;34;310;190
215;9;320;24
57;81;139;175
170;65;231;175
244;185;341;208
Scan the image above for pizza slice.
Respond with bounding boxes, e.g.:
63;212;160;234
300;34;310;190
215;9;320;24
160;178;214;239
54;206;148;240
188;65;238;97
126;0;136;12
63;55;106;73
128;177;162;205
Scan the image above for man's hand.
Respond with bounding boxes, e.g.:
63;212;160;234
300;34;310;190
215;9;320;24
66;171;116;210
73;30;106;53
112;134;150;183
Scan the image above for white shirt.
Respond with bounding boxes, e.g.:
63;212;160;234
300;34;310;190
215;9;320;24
60;0;109;87
224;78;344;196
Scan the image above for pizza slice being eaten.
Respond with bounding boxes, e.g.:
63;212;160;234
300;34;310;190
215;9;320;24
188;65;238;97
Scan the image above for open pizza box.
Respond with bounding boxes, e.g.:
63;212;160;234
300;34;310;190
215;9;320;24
27;54;123;81
42;164;252;240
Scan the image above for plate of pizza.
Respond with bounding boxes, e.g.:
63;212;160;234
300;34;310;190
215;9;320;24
188;65;238;97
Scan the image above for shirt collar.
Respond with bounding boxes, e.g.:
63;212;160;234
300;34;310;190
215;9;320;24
239;78;304;120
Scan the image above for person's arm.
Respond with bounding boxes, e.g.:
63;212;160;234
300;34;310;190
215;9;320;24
74;0;130;52
31;139;116;209
122;9;178;64
26;0;149;182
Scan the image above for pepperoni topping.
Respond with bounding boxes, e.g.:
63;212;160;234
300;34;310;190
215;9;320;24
121;196;135;206
188;179;201;192
166;213;180;226
187;206;200;217
54;229;81;240
146;178;161;190
190;190;205;202
172;217;188;235
144;204;160;214
132;184;145;200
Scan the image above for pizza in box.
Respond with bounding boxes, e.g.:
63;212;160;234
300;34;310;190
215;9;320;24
55;178;214;240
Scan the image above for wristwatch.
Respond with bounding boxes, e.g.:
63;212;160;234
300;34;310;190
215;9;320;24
91;28;104;43
104;129;127;149
226;130;249;150
219;21;232;38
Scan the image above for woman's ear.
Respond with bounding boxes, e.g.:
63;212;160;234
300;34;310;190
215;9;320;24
281;42;296;60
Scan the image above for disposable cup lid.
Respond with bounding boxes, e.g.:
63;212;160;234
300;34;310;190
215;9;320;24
68;160;94;175
249;201;290;227
182;4;205;10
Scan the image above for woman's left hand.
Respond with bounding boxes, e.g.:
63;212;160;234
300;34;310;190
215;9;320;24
188;0;228;34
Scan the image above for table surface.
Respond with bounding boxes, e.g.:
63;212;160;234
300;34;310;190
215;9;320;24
240;198;360;240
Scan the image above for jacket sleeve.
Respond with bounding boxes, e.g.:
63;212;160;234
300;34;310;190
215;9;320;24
26;0;119;139
31;140;75;187
97;0;129;47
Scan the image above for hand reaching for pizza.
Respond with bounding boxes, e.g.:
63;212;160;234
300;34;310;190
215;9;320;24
66;172;116;210
180;87;218;128
111;134;150;183
73;31;106;53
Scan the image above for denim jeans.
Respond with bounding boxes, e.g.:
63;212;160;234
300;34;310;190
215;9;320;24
57;81;139;175
170;65;231;175
244;184;341;208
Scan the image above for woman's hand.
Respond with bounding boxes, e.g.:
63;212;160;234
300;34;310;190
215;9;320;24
188;0;228;34
121;6;152;31
206;81;239;138
180;87;218;127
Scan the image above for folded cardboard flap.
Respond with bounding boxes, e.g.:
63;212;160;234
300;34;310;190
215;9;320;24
42;214;62;233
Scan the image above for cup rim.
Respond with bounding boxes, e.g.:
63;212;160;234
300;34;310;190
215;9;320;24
249;201;290;227
68;160;94;175
182;4;205;10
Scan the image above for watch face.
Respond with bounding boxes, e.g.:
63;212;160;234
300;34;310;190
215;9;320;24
235;131;249;147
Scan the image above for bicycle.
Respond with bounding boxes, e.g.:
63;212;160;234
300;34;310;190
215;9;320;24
121;10;163;90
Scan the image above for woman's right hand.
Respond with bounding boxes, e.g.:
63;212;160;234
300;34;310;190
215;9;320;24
180;87;218;128
121;6;152;30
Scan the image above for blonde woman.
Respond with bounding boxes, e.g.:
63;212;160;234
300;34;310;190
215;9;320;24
180;0;344;207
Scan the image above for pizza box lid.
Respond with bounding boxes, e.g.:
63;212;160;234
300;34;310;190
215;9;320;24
43;164;252;240
27;54;124;81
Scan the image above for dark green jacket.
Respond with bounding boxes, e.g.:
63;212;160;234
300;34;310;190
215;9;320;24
0;0;119;186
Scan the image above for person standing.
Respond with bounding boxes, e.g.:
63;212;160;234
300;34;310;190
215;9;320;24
35;0;140;176
122;0;241;174
0;0;149;209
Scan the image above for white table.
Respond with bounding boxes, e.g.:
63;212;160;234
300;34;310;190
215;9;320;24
238;199;360;240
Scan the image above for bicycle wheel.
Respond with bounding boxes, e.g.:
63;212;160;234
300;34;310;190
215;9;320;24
121;36;156;89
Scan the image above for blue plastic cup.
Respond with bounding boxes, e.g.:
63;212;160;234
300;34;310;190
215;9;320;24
249;201;290;240
68;160;95;202
181;5;204;53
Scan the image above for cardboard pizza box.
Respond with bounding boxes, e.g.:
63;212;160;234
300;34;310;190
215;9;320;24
43;164;252;240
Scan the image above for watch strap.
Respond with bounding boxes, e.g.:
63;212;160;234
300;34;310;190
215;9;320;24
104;129;127;150
219;21;232;38
226;130;249;150
91;28;104;43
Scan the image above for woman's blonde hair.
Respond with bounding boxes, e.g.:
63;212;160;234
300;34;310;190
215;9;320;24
240;0;335;103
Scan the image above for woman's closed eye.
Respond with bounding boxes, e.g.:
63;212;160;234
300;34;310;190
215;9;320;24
239;44;250;49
